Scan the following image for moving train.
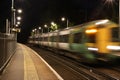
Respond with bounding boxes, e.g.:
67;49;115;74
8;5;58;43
29;19;120;63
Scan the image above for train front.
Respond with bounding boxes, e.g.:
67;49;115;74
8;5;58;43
85;20;120;62
106;25;120;61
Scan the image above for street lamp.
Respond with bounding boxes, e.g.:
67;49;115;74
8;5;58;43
11;0;23;33
44;24;47;28
39;27;41;30
61;17;65;21
17;21;21;25
17;16;22;21
34;28;37;36
38;27;43;34
44;24;50;33
51;22;55;25
62;17;69;28
61;17;69;28
11;0;16;30
17;9;22;13
15;24;18;27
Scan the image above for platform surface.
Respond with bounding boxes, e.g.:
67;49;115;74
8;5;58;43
0;43;63;80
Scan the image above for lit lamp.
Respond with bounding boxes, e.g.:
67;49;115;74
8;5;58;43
44;24;50;33
61;17;69;28
17;9;22;13
17;16;22;21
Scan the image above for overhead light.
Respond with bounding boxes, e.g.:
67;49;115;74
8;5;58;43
107;45;120;50
95;20;109;25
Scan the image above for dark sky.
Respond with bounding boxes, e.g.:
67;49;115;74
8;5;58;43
0;0;119;43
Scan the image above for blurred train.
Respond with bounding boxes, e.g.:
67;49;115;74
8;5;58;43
29;19;120;63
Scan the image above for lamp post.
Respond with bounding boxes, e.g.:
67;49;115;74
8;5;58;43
118;1;120;40
17;21;21;25
61;17;69;28
38;27;42;44
44;24;49;33
11;0;22;33
17;16;22;21
16;9;22;28
38;27;43;35
17;9;22;13
11;0;15;31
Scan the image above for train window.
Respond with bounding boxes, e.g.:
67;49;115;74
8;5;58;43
112;27;119;42
40;37;43;41
86;34;96;43
42;37;44;41
36;38;39;41
64;35;69;42
53;36;57;42
59;35;69;43
59;36;62;42
50;36;53;42
39;37;42;41
73;33;82;43
34;37;39;41
44;37;48;41
50;36;57;42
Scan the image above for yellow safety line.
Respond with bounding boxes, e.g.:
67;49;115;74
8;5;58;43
20;44;39;80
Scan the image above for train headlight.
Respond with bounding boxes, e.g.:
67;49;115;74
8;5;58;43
85;29;97;34
88;47;98;51
107;45;120;50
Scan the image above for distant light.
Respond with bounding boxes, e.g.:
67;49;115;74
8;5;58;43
12;28;17;32
34;28;37;31
44;24;47;28
51;22;55;25
51;22;57;27
17;9;22;13
39;27;41;29
61;17;65;21
16;24;18;27
32;30;35;32
95;20;109;25
17;21;20;25
17;16;22;20
12;28;15;31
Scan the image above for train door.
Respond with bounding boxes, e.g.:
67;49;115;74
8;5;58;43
96;27;111;53
69;28;88;53
85;28;97;51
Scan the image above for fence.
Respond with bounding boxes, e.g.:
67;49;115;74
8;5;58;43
0;33;17;73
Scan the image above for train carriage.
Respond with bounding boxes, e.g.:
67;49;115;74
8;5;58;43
29;19;120;63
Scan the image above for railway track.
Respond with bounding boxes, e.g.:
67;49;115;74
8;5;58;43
52;52;120;80
29;45;120;80
112;67;120;73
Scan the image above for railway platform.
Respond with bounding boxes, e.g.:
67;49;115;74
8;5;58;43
0;43;63;80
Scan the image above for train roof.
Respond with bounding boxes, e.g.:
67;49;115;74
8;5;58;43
38;19;118;36
62;19;117;30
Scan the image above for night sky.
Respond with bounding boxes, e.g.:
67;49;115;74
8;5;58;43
0;0;119;43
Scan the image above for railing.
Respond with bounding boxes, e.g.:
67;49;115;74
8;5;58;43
0;33;17;73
